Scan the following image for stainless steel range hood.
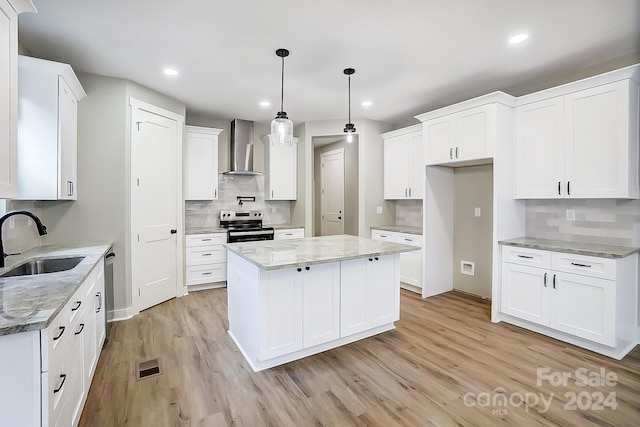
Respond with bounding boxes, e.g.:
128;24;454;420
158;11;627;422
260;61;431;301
224;119;264;175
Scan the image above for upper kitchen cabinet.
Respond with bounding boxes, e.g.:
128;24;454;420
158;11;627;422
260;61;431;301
0;0;36;198
515;65;640;199
416;92;515;167
382;124;423;199
262;135;298;200
16;55;86;200
184;125;223;200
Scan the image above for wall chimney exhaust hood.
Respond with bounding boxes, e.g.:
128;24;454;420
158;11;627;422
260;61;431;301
224;119;264;175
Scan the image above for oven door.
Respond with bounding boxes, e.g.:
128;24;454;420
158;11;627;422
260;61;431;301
227;229;275;243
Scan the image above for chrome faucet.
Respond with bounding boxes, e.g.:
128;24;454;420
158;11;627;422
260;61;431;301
0;210;48;268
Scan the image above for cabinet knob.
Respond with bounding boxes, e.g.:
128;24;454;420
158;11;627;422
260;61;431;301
305;266;310;271
369;258;373;262
297;268;302;272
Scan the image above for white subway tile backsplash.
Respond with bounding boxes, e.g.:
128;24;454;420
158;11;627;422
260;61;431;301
395;199;422;227
1;200;44;255
185;174;291;228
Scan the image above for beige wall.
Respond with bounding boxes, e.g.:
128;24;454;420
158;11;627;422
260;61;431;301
313;137;359;236
453;165;493;298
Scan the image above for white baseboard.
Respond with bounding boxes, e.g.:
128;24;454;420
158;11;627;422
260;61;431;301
107;306;137;322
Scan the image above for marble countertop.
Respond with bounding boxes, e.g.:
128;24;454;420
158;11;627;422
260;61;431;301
371;225;423;235
225;234;417;270
0;243;113;336
498;237;640;259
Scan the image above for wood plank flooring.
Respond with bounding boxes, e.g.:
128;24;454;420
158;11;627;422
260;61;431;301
79;289;640;426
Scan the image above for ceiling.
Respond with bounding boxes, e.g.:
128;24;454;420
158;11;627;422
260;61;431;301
17;0;640;126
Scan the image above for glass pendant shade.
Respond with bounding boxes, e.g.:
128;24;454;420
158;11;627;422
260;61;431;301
271;113;294;145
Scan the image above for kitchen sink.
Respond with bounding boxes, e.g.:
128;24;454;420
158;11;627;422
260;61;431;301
0;256;85;277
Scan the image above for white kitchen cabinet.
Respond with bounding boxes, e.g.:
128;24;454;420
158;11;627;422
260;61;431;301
382;125;423;199
0;258;105;427
262;135;298;200
340;255;399;337
499;245;637;355
371;229;422;292
0;0;36;198
185;233;227;289
184;125;222;200
17;55;86;200
274;228;305;240
515;69;640;199
416;92;516;167
258;262;340;360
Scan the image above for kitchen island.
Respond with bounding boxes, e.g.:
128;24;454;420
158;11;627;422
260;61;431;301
225;234;417;371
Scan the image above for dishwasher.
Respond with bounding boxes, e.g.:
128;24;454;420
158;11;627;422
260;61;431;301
104;248;115;340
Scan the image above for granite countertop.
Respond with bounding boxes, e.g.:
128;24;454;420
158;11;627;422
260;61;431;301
0;243;113;336
499;237;640;259
186;226;226;235
371;225;423;235
224;234;417;270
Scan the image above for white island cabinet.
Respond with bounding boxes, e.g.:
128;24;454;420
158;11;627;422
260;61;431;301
225;235;414;371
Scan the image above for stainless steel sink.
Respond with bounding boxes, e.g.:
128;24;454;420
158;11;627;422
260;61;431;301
0;256;85;277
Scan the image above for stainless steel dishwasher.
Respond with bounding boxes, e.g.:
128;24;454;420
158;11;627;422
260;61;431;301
104;248;115;339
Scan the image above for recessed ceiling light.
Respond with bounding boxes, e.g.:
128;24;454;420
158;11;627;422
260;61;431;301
361;100;372;107
259;101;271;107
508;33;529;44
163;68;179;76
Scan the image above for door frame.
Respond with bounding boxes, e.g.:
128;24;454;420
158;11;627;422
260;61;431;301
129;98;185;314
320;147;345;236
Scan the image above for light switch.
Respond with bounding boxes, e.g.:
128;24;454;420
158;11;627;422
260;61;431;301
474;207;481;217
376;206;383;214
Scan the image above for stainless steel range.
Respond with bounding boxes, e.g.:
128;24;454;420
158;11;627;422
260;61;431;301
220;210;275;243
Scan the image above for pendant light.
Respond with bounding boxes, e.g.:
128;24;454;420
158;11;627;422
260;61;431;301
343;68;356;143
271;48;295;145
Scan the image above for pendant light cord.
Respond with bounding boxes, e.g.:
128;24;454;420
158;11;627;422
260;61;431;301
280;55;285;113
348;73;351;124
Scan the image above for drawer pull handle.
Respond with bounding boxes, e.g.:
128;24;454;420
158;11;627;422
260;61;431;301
571;262;592;268
53;374;67;394
71;301;82;311
53;326;65;341
404;238;413;242
201;272;212;275
201;253;213;256
380;235;388;238
517;255;533;259
201;238;212;242
543;273;547;287
96;292;102;313
75;323;85;335
285;233;292;236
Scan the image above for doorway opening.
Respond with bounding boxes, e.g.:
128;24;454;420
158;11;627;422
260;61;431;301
312;135;359;236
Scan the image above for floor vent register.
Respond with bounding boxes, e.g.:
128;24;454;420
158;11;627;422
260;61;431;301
137;358;161;380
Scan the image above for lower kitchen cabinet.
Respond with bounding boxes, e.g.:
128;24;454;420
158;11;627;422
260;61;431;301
371;229;422;292
0;259;106;426
340;255;399;336
499;245;637;358
274;228;305;240
185;233;227;289
258;262;340;360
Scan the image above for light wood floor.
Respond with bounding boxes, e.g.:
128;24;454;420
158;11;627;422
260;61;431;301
79;289;640;426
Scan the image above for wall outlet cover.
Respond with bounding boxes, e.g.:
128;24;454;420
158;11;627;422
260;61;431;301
376;206;383;214
566;210;576;221
474;207;481;217
460;260;475;276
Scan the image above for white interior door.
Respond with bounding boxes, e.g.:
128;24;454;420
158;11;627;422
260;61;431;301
131;100;182;312
320;148;344;236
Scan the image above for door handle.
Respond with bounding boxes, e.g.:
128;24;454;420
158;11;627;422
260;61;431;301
455;146;459;159
405;188;408;197
449;147;453;159
558;181;561;195
170;229;177;234
543;273;547;287
409;187;412;197
338;217;342;220
567;181;571;196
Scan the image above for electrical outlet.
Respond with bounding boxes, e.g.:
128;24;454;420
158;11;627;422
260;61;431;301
376;206;383;214
566;210;576;221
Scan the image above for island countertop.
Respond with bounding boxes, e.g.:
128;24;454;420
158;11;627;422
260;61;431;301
224;234;417;270
0;243;113;336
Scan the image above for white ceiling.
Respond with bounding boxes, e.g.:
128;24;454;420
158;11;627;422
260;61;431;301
17;0;640;125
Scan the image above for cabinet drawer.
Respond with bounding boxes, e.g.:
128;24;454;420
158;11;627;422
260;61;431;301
371;230;395;241
396;233;422;248
501;246;551;268
552;252;616;280
186;245;226;266
186;264;226;285
274;228;305;240
186;233;226;247
41;283;84;370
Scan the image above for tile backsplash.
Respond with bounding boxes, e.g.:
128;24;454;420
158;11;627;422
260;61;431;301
1;200;44;255
185;174;291;229
395;199;423;227
526;199;640;247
